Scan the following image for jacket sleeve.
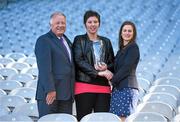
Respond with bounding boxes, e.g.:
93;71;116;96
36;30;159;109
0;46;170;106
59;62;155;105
72;36;98;78
111;45;139;86
35;37;55;94
106;40;114;72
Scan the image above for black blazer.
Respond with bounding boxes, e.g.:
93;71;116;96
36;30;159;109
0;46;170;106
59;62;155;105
72;34;114;86
111;42;140;90
35;30;75;100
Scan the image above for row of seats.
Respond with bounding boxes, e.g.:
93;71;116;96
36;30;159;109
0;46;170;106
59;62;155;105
1;112;180;122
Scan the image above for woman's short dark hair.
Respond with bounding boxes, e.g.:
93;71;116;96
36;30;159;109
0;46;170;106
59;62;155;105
83;10;100;25
119;21;137;49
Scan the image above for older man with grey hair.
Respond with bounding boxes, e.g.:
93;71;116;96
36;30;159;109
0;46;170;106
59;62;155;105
35;11;75;118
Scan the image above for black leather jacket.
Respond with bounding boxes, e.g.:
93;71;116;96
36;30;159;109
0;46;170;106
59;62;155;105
72;34;114;86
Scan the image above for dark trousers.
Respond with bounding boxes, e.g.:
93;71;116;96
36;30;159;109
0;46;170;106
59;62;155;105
37;99;72;118
75;93;110;121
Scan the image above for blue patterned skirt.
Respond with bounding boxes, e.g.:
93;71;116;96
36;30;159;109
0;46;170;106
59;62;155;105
109;87;139;117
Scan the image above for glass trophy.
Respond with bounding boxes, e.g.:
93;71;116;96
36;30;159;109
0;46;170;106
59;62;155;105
93;40;105;67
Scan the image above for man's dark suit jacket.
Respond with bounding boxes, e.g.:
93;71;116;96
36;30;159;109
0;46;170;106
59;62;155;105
35;30;75;100
111;42;140;90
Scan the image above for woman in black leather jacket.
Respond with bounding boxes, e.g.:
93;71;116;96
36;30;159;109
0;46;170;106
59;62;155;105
72;10;114;121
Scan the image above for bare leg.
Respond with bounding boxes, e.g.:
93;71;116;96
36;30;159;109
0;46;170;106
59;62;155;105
120;117;126;122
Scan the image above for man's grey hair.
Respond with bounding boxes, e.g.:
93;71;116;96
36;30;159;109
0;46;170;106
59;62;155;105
49;11;66;25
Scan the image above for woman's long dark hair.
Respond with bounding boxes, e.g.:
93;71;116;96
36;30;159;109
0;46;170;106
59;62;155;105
119;21;137;50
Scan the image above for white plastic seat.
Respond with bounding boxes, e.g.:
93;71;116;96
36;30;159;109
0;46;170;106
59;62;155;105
38;113;78;122
9;87;36;101
0;57;15;67
18;57;36;66
5;52;26;61
137;101;175;121
8;73;34;85
6;62;30;72
154;76;180;89
137;77;151;92
21;67;38;77
137;70;155;83
0;80;22;93
143;92;178;113
0;105;10;117
0;95;27;111
148;85;180;100
0;67;18;79
125;112;167;122
0;114;33;122
80;112;121;122
13;103;39;119
157;70;180;79
25;80;37;88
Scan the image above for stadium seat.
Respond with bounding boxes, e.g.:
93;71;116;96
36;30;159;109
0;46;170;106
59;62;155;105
125;112;167;122
148;85;180;100
25;80;37;88
13;103;39;120
137;70;155;83
38;113;78;122
18;57;37;66
6;62;30;72
21;67;38;78
0;57;15;67
154;76;180;89
143;92;178;113
80;112;121;122
137;77;151;93
0;67;18;79
8;73;34;85
0;105;10;117
137;101;175;121
0;95;27;112
5;52;26;61
0;114;33;122
9;87;36;101
0;80;22;93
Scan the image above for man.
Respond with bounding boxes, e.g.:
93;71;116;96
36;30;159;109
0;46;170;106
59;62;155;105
35;12;75;118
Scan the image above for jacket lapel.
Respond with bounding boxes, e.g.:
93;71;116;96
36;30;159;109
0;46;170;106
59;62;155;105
48;31;71;62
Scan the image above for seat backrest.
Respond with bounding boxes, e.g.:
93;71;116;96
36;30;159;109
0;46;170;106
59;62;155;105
80;112;121;122
38;113;78;122
143;92;178;113
0;105;10;116
9;87;36;101
154;76;180;89
8;73;34;85
148;85;180;99
0;114;33;122
0;95;27;110
13;103;39;118
137;101;174;121
125;112;167;122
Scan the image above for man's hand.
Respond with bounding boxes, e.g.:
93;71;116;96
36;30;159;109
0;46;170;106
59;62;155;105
46;91;56;105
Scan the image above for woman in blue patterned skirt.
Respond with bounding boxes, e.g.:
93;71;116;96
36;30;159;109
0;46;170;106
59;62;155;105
109;21;140;122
